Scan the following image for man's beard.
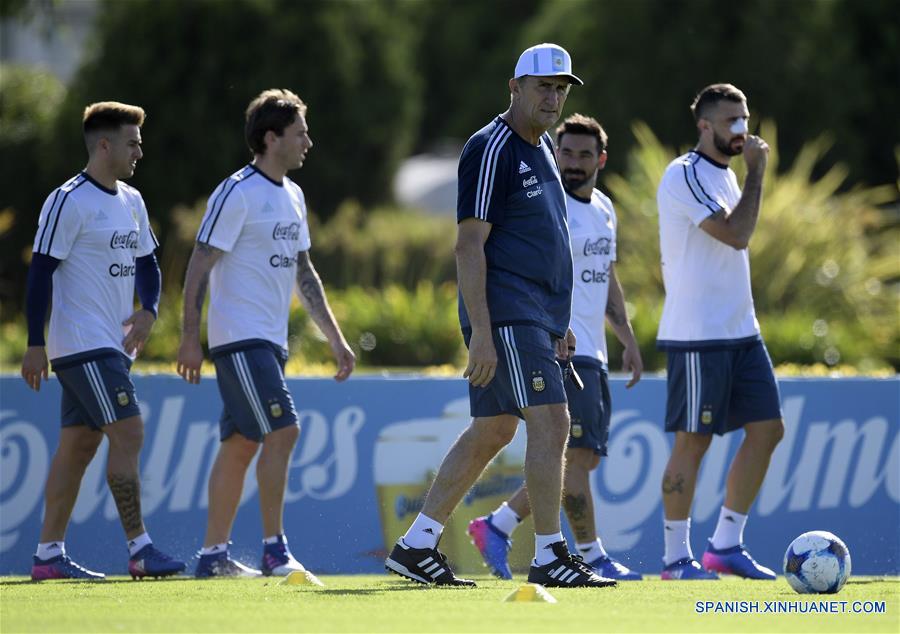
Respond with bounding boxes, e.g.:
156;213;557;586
714;131;744;157
562;169;595;191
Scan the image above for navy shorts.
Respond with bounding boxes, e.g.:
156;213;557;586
665;340;782;436
566;358;611;456
210;339;299;442
464;325;567;418
52;348;141;430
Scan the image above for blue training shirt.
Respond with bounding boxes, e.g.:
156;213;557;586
457;116;573;339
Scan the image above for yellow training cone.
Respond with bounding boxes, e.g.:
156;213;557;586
280;570;325;587
504;583;557;603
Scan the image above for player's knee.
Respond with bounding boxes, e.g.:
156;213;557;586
673;432;712;462
268;424;299;450
64;433;103;466
480;423;517;452
106;419;144;456
749;418;784;451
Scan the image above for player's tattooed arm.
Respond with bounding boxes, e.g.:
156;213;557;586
296;251;356;381
182;242;224;334
176;242;223;384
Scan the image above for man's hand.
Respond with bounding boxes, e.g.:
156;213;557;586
742;135;769;173
331;339;356;382
622;343;644;389
21;346;49;391
556;327;576;360
176;336;204;384
122;309;156;356
464;330;497;387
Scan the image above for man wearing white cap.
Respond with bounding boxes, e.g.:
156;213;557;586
386;44;615;588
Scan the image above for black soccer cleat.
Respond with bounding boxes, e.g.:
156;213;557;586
528;541;617;588
385;539;476;587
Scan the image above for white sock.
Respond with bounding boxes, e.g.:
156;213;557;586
663;518;693;566
35;541;65;561
200;542;228;556
127;532;152;557
710;507;748;549
576;538;608;562
402;513;443;549
534;532;564;566
263;534;284;545
489;502;522;537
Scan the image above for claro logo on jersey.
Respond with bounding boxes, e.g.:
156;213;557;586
109;230;138;250
270;254;299;268
272;222;301;241
581;262;610;284
109;259;136;278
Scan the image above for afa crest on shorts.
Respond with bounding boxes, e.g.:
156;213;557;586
531;371;545;392
116;389;130;407
701;406;713;425
269;400;283;419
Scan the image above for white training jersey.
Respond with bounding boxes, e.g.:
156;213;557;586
567;189;617;366
656;150;760;349
32;172;158;361
197;164;312;350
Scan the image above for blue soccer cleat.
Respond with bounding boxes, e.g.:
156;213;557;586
129;544;186;580
588;555;643;581
260;538;321;583
661;557;719;580
195;550;261;578
467;516;513;580
31;555;105;581
702;541;776;580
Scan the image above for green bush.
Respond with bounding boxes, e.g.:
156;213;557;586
288;282;463;367
307;201;457;290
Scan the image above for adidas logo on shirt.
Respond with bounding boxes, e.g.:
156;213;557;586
96;209;108;222
261;201;275;214
518;161;531;174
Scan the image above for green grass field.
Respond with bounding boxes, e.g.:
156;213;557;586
1;575;897;634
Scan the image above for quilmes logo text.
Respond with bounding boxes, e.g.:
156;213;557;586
0;398;365;554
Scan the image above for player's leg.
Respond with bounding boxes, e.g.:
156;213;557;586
39;426;103;543
660;350;720;579
32;419;105;581
257;424;299;541
203;434;259;539
386;414;517;585
197;344;272;577
510;328;613;588
522;401;614;587
563;362;641;580
703;341;783;579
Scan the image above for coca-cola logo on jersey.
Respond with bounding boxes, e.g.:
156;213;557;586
109;230;138;250
272;222;301;241
583;237;611;256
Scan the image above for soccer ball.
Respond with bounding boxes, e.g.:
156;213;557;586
783;531;851;594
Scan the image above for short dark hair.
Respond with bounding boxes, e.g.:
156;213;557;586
82;101;145;150
690;83;747;121
245;89;307;155
555;113;608;154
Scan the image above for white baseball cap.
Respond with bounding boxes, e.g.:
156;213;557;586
513;43;583;86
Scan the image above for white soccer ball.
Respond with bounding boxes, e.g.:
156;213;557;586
783;530;851;594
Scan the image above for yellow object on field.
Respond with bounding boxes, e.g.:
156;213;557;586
503;583;557;603
280;570;325;587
